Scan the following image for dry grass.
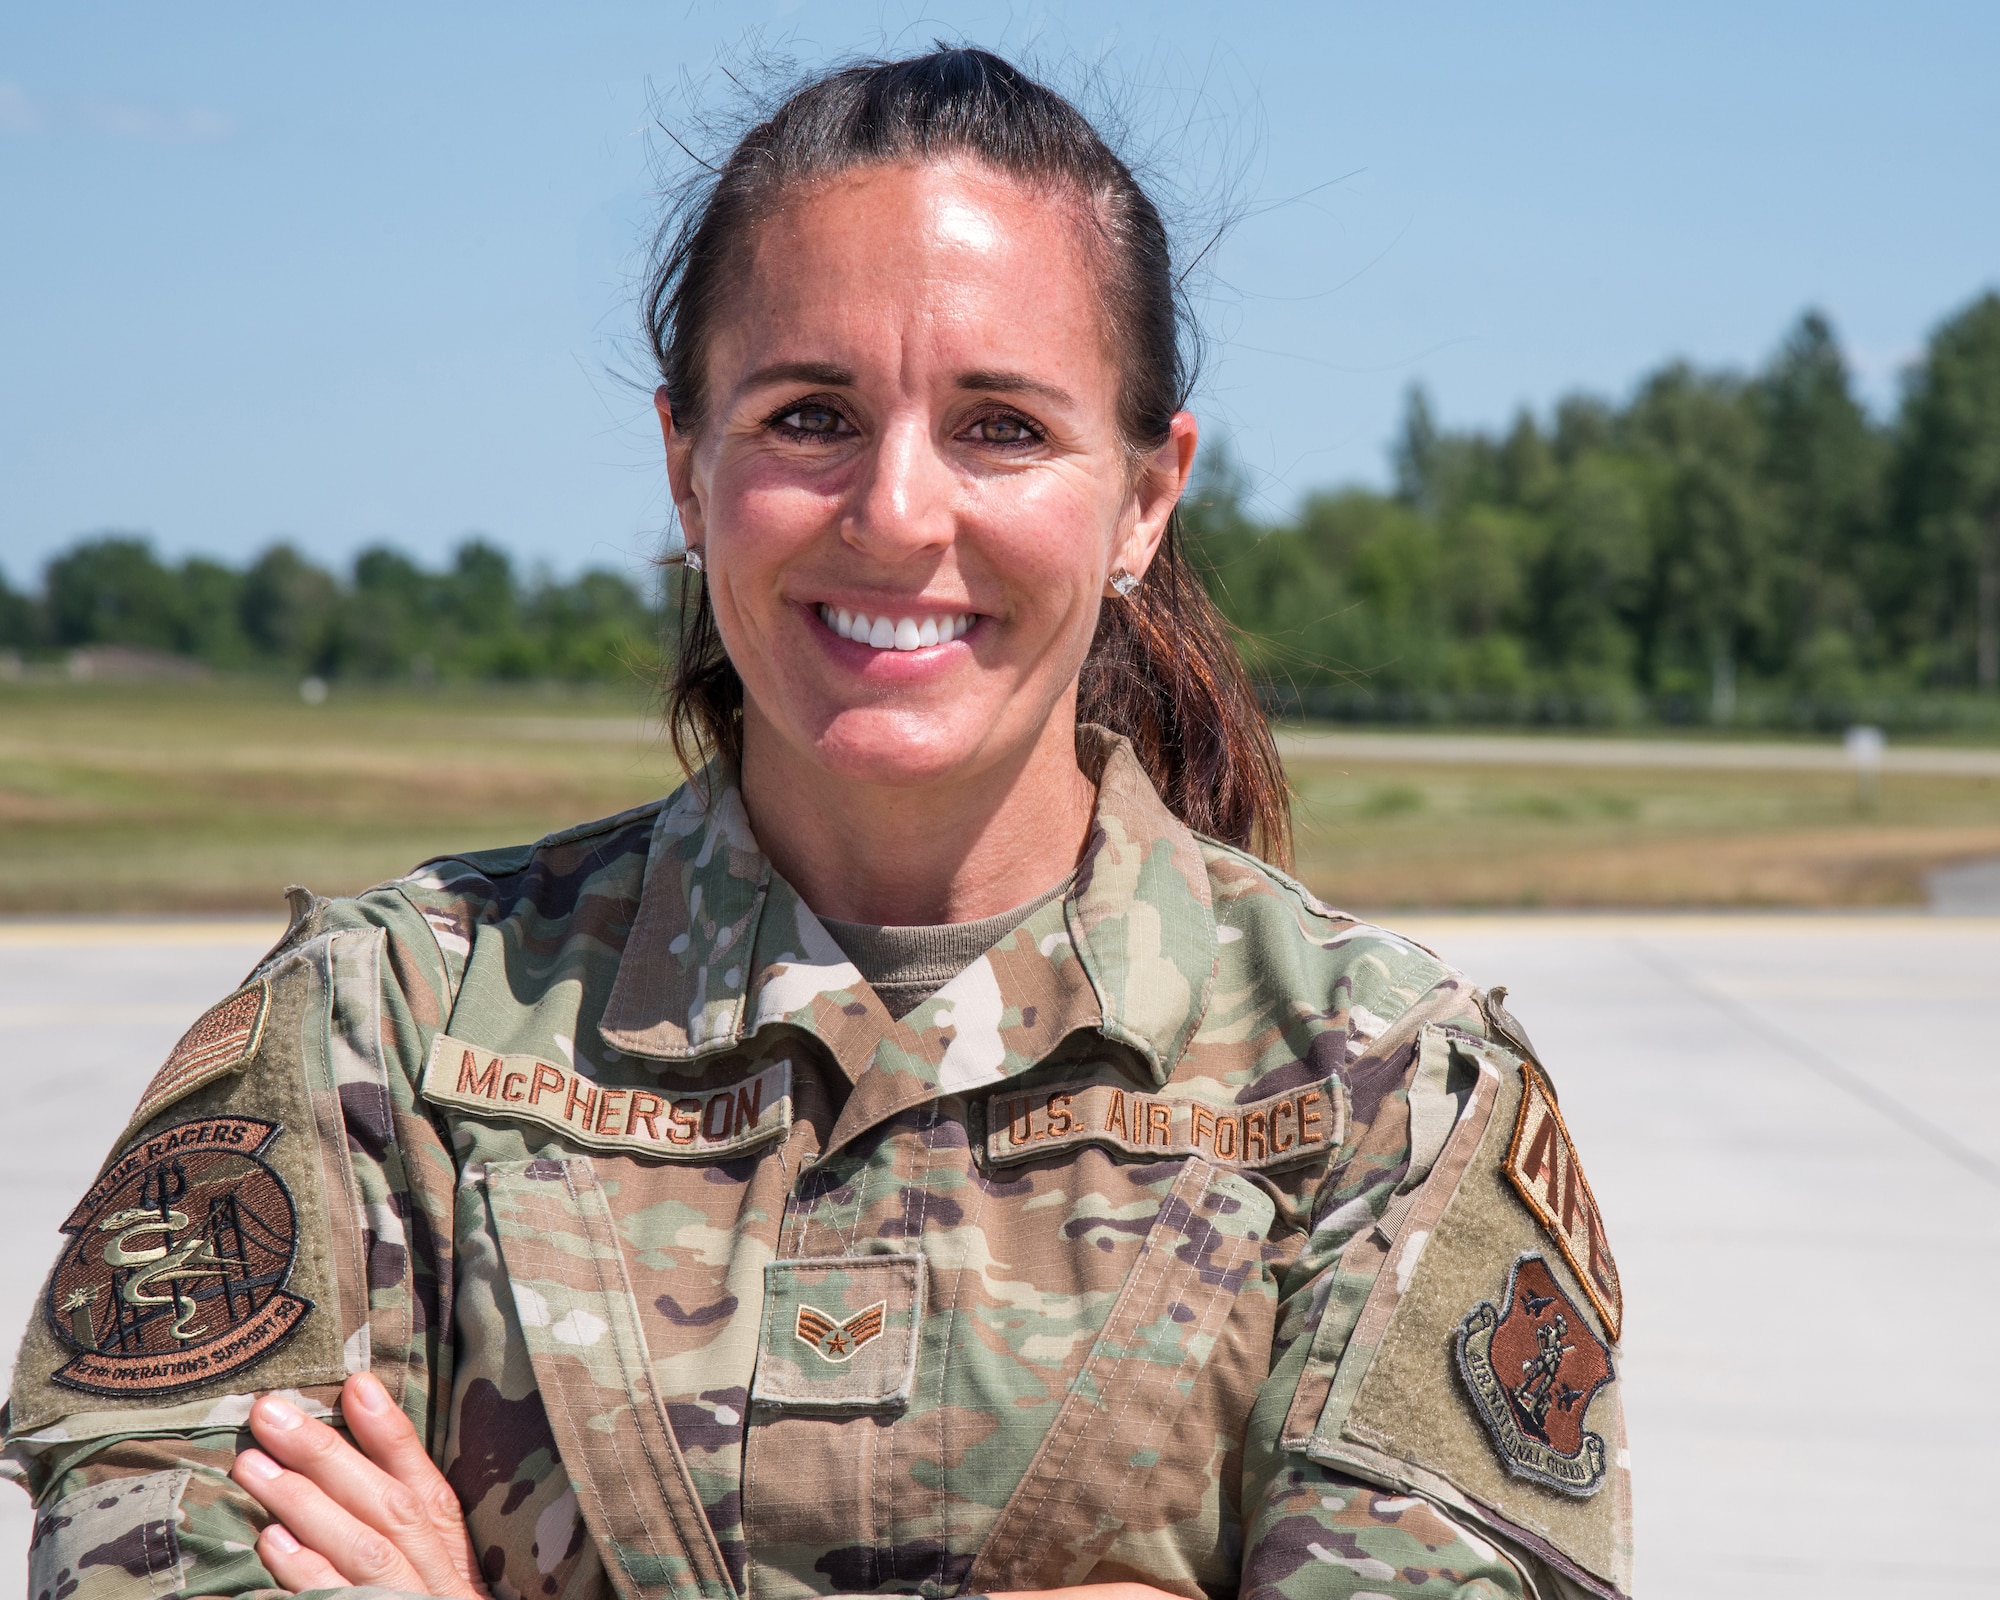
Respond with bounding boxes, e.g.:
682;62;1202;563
2;682;1997;912
0;682;681;913
1288;759;2000;909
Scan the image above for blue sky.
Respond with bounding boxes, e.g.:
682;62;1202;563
4;2;1996;588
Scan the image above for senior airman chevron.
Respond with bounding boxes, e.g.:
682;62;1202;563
985;1075;1345;1170
420;1034;791;1158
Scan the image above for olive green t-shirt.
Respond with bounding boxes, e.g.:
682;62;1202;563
818;875;1073;1020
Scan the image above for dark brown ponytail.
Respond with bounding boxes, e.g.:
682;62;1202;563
645;47;1291;867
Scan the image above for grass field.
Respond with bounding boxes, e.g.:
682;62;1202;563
3;681;1998;912
1289;760;2000;908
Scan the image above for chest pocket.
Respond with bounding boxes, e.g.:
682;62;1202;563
740;1156;1276;1600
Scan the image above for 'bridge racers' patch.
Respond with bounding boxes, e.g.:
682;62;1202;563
1455;1255;1613;1497
46;1115;311;1398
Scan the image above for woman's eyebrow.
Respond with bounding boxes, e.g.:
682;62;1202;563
741;360;856;390
957;370;1074;406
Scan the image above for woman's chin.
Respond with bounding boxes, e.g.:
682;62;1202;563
796;706;1028;790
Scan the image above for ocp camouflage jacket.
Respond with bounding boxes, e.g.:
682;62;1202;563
6;731;1634;1600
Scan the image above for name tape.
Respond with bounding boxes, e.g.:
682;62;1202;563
985;1076;1344;1171
421;1034;790;1160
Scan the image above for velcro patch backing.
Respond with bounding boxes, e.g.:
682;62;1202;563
1505;1062;1621;1341
985;1076;1342;1171
128;982;269;1130
422;1033;790;1159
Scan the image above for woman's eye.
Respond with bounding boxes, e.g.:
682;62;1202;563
967;414;1038;445
775;404;848;437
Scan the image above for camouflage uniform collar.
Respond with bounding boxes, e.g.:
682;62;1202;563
597;728;1217;1091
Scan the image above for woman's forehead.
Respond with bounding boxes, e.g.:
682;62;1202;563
713;161;1115;388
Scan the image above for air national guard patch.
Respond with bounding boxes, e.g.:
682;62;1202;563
1455;1255;1614;1497
46;1115;311;1397
1504;1060;1622;1341
129;981;270;1129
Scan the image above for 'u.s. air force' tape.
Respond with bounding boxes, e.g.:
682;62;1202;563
985;1075;1344;1171
421;1034;790;1160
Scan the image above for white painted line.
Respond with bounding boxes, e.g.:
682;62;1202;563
1278;729;2000;775
0;1005;221;1025
0;921;284;948
1376;913;2000;939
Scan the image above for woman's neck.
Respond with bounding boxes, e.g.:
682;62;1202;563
736;705;1096;926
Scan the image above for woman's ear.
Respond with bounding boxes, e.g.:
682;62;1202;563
1108;410;1199;586
657;385;706;545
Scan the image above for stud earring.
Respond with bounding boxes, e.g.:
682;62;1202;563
1109;569;1140;598
683;547;704;574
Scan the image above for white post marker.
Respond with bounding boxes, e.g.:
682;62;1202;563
1844;723;1885;808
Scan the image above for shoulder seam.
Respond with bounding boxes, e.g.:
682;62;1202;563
536;796;671;849
402;797;670;882
1194;832;1366;926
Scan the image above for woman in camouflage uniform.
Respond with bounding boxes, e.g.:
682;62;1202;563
8;49;1632;1600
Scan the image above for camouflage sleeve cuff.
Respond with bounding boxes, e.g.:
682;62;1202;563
1245;1462;1531;1598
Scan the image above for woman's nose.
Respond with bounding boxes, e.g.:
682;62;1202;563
843;415;953;558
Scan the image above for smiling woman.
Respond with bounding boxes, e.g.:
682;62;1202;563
4;48;1632;1600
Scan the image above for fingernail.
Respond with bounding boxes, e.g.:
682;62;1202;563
264;1524;300;1555
258;1397;303;1430
237;1450;281;1482
348;1372;389;1413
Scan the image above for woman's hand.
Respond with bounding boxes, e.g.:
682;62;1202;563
227;1380;1185;1600
993;1588;1186;1600
230;1372;490;1598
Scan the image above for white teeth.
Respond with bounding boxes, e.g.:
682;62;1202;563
817;605;976;651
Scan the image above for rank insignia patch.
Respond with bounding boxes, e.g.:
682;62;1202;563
795;1300;886;1363
1455;1255;1613;1497
1504;1060;1622;1341
752;1254;925;1409
130;982;270;1130
46;1115;311;1397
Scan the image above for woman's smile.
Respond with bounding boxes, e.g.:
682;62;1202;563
815;603;979;652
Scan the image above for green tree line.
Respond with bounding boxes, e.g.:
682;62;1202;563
0;537;662;684
6;291;1998;722
1187;291;2000;726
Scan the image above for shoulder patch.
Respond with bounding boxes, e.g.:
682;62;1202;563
421;1033;791;1159
45;1116;311;1398
1456;1254;1614;1496
984;1075;1343;1171
1505;1060;1621;1341
1285;1027;1633;1599
128;982;269;1129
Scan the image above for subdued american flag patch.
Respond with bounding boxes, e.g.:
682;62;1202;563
130;981;271;1127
